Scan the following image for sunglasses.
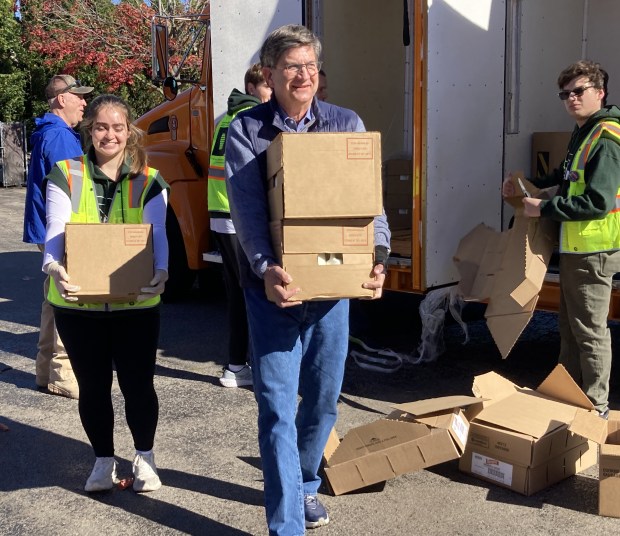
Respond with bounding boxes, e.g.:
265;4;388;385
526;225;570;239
56;80;83;96
558;84;595;101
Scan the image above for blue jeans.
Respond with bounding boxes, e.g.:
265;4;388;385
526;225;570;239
244;288;349;536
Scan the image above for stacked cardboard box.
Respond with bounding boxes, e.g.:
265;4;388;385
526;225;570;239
383;158;412;232
459;365;604;496
64;223;154;303
266;132;383;301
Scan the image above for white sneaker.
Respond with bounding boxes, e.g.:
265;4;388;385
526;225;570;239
132;451;162;492
219;366;253;388
85;457;119;492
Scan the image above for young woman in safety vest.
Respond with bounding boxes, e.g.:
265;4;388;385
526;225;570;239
42;94;170;493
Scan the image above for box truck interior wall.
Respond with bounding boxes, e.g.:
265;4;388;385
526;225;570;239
320;1;408;161
503;0;620;230
424;1;505;288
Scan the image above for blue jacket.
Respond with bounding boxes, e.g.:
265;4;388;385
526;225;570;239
23;113;83;244
225;97;391;287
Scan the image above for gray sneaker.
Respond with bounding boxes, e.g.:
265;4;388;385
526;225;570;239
132;451;162;492
219;366;253;388
85;457;119;492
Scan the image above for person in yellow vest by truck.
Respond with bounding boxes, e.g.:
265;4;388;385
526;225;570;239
503;60;620;419
42;94;170;492
208;62;272;388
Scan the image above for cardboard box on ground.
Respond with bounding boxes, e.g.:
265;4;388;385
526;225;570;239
64;223;154;303
266;132;383;301
458;364;604;496
453;171;558;358
323;365;605;498
599;411;620;517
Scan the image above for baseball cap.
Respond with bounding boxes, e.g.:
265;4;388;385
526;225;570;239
45;75;94;100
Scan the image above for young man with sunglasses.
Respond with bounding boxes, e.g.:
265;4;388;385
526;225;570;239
503;60;620;419
23;74;93;399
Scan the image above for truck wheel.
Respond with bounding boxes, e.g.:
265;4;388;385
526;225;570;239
163;209;196;302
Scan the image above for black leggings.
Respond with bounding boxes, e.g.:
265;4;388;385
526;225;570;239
54;307;160;457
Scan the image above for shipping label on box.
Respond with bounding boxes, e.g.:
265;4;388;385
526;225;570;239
65;223;154;303
266;132;383;219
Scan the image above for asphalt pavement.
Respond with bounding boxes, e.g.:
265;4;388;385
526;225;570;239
2;186;620;535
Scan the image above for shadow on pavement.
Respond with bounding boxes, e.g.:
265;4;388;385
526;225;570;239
0;417;258;535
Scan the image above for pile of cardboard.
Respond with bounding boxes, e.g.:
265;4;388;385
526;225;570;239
266;132;383;301
323;365;605;502
64;223;154;303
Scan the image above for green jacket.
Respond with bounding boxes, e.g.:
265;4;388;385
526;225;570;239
533;105;620;223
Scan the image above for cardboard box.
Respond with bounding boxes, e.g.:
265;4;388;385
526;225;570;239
599;410;620;517
65;223;154;303
453;172;558;357
280;252;374;301
323;395;480;495
384;158;413;196
269;218;375;301
270;219;374;255
460;441;597;496
386;207;412;231
266;132;383;219
459;365;606;495
531;132;571;178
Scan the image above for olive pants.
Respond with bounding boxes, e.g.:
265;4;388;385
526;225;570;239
558;250;620;412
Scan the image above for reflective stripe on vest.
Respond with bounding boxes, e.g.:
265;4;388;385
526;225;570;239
207;106;253;213
48;156;160;311
560;120;620;253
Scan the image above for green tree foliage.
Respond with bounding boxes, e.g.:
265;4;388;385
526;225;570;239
0;0;27;121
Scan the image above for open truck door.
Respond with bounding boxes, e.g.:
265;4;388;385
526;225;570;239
311;0;620;319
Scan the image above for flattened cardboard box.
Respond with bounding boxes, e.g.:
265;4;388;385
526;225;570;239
65;223;153;303
599;410;620;517
266;132;383;219
453;172;558;358
323;395;480;496
459;364;606;495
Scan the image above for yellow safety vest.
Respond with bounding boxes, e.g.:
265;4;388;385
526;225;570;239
207;106;253;213
561;120;620;253
48;155;161;311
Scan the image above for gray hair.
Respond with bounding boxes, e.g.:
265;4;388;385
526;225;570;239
259;25;322;68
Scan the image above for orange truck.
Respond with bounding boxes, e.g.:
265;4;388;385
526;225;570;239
135;1;620;317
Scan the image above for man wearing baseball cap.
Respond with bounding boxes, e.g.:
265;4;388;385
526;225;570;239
23;73;94;399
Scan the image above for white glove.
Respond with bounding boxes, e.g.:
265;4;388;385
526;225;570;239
137;269;169;302
45;261;80;302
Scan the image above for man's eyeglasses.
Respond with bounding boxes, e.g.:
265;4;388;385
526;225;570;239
56;80;82;96
278;61;322;76
558;84;595;101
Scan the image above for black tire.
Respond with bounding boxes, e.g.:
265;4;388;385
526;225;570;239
162;208;196;302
